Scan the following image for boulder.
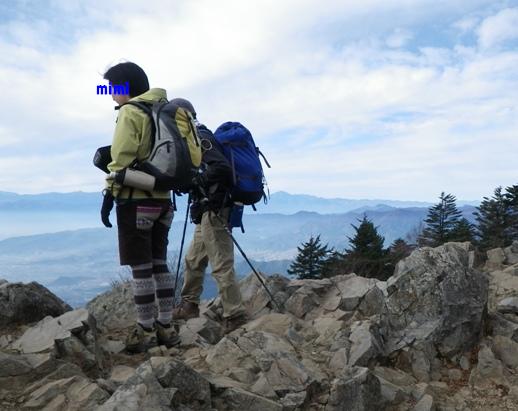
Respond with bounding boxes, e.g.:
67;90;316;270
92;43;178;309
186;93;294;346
373;366;416;406
497;297;518;315
332;274;379;311
238;273;290;318
181;316;224;345
212;387;282;411
412;394;434;411
503;240;518;265
357;285;385;317
381;243;488;361
87;282;135;332
23;375;109;410
99;357;211;411
489;270;518;311
491;336;518;369
485;247;506;271
11;309;91;354
150;357;211;408
347;320;382;367
325;367;382;411
489;312;518;342
0;281;71;328
469;345;507;388
284;288;320;319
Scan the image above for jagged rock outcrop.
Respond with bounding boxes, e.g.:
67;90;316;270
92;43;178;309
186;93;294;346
0;279;71;328
380;242;489;381
2;242;518;410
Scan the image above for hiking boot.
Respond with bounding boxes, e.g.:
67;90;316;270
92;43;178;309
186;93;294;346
156;321;181;348
125;323;157;354
172;301;200;320
224;312;248;334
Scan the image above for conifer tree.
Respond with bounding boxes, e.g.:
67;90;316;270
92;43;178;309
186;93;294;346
388;238;413;260
344;215;389;279
475;187;512;250
288;235;331;279
504;184;518;241
449;218;476;243
418;192;462;247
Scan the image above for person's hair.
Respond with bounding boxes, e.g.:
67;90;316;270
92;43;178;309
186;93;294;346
103;62;149;97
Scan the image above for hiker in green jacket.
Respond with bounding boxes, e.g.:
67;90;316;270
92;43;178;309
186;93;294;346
100;62;179;353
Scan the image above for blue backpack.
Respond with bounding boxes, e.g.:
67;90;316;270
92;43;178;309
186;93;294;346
213;122;270;206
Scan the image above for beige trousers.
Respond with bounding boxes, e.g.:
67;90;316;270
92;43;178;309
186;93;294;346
181;208;245;318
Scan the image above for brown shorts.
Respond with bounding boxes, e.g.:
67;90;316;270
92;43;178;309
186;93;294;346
115;199;174;266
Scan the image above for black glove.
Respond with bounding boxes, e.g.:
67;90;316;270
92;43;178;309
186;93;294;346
101;190;114;228
154;174;171;191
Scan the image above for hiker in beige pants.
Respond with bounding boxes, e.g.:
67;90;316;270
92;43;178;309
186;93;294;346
171;98;247;333
182;208;245;319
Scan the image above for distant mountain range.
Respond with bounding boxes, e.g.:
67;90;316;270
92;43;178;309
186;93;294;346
0;202;477;307
0;190;479;240
0;190;479;214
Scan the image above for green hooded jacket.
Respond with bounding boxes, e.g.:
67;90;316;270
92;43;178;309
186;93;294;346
105;88;170;200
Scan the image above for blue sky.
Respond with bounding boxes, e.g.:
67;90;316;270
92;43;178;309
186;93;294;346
0;0;517;201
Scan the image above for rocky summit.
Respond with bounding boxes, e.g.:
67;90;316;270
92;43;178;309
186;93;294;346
1;241;518;410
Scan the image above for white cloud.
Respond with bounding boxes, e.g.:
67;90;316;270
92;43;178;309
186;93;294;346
0;0;516;202
477;7;518;49
386;29;413;48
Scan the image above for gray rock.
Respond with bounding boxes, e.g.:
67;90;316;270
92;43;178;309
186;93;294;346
0;281;71;328
491;335;518;369
328;348;348;375
100;357;210;411
459;355;471;371
205;337;252;374
503;241;518;265
183;316;224;345
280;391;307;410
109;366;135;386
244;313;300;339
237;331;315;393
486;247;506;270
287;278;333;290
469;345;506;388
381;243;488;361
284;288;319;319
489;312;518;342
212;387;282;410
347;320;382;367
333;274;379;311
23;375;109;410
497;297;518;314
236;274;289;318
358;285;385;317
373;366;416;406
55;334;97;374
447;369;463;381
326;367;382;411
0;352;34;377
87;282;135;333
150;357;211;409
412;394;434;411
11;309;91;354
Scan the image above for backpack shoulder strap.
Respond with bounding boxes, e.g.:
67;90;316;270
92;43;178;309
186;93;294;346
121;101;157;146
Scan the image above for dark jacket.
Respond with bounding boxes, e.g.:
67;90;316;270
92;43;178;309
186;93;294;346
192;124;233;216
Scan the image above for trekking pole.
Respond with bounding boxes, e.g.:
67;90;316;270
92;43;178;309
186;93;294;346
173;193;191;306
214;213;283;312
